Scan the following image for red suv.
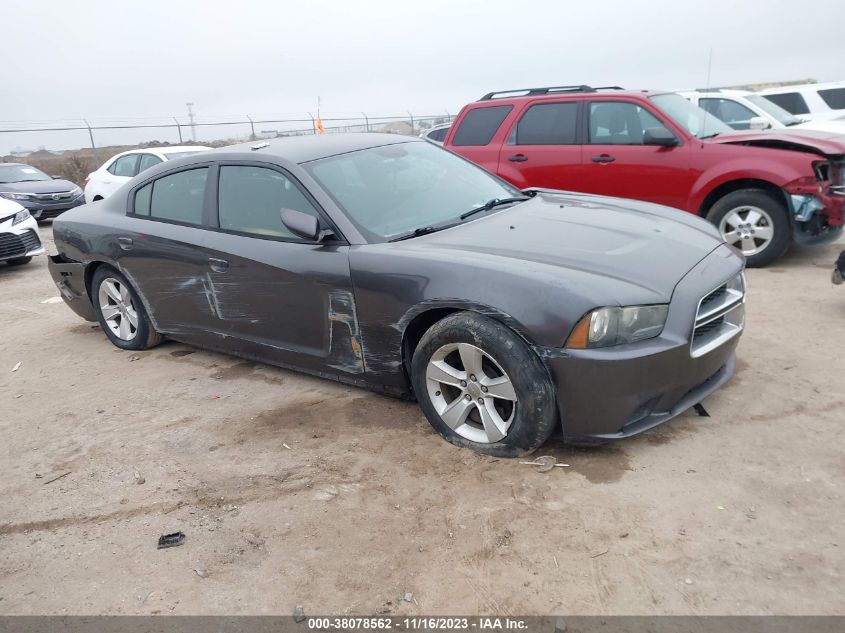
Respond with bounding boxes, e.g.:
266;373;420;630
444;85;845;267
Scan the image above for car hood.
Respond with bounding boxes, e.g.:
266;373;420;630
0;197;26;220
710;129;845;157
396;191;725;300
0;179;79;193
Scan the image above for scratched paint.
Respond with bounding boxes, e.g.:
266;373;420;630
327;289;365;374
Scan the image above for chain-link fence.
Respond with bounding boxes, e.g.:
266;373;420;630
0;112;455;154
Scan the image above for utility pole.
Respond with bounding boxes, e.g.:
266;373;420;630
186;102;196;141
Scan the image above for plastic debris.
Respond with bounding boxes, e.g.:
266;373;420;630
157;532;186;549
41;297;64;304
519;455;569;472
293;606;306;623
194;568;207;578
11;362;21;372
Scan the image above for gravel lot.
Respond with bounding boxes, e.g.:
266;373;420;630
1;226;843;616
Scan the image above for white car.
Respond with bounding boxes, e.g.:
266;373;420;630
757;82;845;122
680;89;845;135
419;123;451;145
0;198;43;266
84;145;211;202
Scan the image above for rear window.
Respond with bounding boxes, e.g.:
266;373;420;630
513;102;578;144
818;88;845;110
133;167;208;225
451;105;512;146
762;92;809;115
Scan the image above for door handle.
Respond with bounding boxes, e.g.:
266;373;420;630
508;154;528;162
208;257;229;273
591;154;616;164
117;236;133;251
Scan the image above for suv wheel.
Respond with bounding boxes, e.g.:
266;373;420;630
706;189;790;267
92;267;162;350
411;312;557;457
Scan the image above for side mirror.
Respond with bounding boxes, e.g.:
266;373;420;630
748;116;770;130
281;208;321;241
642;127;679;147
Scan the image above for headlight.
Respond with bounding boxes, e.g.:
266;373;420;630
0;192;32;201
71;185;83;196
12;209;31;226
566;304;669;349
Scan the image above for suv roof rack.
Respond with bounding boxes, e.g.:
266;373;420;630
479;85;624;100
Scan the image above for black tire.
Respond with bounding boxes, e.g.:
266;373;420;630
706;188;790;268
91;266;162;350
6;256;32;266
411;311;557;457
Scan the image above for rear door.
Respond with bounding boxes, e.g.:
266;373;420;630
579;100;692;209
103;154;139;197
199;163;360;376
495;100;583;190
446;104;514;174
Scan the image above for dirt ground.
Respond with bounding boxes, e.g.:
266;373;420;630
1;226;843;616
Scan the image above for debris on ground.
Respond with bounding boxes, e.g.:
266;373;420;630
495;529;513;548
293;605;305;622
40;297;64;304
590;549;609;558
399;592;413;604
134;471;145;485
43;471;71;485
157;532;186;549
619;532;629;538
685;578;694;585
282;443;292;450
717;505;726;511
519;455;569;472
11;362;21;372
128;355;140;362
693;403;710;417
194;568;207;578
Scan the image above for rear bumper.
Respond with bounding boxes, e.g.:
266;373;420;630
47;255;98;321
537;244;744;441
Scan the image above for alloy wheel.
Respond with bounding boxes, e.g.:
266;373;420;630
425;342;517;443
719;205;775;256
98;277;139;341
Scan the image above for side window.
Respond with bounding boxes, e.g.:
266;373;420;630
146;168;208;225
218;166;320;239
111;155;140;177
589;102;667;144
763;92;809;115
451;105;512;146
138;153;163;173
134;183;152;215
427;127;448;142
513;102;578;145
700;98;757;128
818;88;845;110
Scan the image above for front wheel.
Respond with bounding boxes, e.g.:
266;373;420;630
91;267;161;350
411;312;557;457
706;189;790;268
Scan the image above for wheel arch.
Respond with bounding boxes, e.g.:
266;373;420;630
697;178;790;217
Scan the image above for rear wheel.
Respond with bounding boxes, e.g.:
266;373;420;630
6;256;32;266
411;312;557;457
92;267;161;350
706;189;790;267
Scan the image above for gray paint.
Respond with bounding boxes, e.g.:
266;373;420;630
48;133;744;440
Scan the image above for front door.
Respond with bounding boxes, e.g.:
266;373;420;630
579;100;692;210
200;163;361;377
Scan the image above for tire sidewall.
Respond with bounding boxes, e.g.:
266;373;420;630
411;311;557;457
91;266;157;350
707;189;790;268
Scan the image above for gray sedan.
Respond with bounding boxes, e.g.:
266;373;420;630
48;134;745;456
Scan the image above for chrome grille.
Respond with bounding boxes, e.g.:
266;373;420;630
691;273;745;358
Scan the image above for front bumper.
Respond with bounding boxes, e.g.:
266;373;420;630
0;215;44;262
10;193;85;220
47;255;98;321
538;244;745;441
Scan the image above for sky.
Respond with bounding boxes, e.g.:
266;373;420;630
3;0;844;153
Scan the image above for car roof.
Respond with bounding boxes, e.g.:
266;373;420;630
474;87;667;105
679;89;753;98
207;133;423;164
759;81;845;95
116;145;211;156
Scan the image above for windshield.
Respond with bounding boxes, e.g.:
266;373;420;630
305;141;521;242
651;93;733;138
0;164;52;184
746;95;803;126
